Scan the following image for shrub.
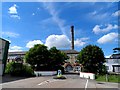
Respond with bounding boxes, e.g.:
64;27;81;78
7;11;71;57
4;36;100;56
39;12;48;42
5;62;15;74
5;62;34;77
22;64;34;77
53;75;66;79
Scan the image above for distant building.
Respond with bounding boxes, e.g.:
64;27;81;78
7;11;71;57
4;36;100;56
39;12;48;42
61;49;79;64
7;26;81;72
8;51;25;63
7;49;80;72
105;54;120;73
61;49;80;72
110;54;120;59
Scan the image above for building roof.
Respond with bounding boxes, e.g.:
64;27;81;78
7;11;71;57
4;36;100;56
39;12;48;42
110;54;120;59
8;49;79;56
61;49;79;54
0;38;10;43
8;51;26;55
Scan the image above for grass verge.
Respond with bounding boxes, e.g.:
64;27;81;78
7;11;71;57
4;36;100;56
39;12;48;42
95;74;120;83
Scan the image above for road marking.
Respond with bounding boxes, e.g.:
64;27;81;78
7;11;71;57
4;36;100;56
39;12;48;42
38;79;56;85
85;79;88;90
38;79;66;86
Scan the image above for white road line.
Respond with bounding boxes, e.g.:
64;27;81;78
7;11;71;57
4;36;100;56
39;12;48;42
85;79;88;90
38;79;66;86
38;79;56;86
38;81;48;86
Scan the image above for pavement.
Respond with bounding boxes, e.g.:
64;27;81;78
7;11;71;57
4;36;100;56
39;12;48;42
0;74;119;89
1;74;29;83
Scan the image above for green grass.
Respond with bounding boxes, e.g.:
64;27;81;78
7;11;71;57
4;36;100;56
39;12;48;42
96;74;120;83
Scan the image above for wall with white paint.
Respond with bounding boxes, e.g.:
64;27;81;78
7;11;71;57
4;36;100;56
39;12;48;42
80;72;95;80
34;71;57;76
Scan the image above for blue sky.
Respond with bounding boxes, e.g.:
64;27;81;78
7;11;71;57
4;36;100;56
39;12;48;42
2;2;119;57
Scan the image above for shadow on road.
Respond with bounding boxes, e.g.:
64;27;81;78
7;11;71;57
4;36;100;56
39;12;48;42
2;74;31;83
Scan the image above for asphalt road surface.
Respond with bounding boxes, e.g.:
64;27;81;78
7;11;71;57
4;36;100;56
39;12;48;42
0;74;119;89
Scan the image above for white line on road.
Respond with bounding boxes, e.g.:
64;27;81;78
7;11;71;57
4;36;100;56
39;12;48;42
38;79;66;86
85;79;88;90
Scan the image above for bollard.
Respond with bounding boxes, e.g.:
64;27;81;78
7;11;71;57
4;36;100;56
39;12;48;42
106;74;108;82
57;70;62;77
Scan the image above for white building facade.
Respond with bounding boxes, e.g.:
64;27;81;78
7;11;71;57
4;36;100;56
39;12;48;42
105;58;120;73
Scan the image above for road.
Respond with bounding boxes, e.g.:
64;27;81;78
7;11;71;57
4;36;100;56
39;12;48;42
0;74;119;89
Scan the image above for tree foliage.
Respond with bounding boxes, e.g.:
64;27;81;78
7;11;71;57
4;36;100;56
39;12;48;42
77;45;105;74
5;62;34;77
25;45;67;71
49;47;68;66
25;44;50;70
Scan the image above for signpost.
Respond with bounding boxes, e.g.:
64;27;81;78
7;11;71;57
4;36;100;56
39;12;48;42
57;70;62;77
0;38;10;75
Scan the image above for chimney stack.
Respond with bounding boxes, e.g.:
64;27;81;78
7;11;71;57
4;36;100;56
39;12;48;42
71;26;74;50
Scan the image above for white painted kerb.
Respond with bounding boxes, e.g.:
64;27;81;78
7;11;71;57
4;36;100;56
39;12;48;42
80;72;95;80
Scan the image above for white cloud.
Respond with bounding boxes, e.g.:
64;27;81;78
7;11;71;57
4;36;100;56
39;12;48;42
93;24;118;34
8;4;18;14
112;10;120;17
25;34;89;50
97;32;118;44
9;46;23;52
90;11;97;15
89;11;109;21
105;55;111;58
8;4;20;19
2;31;19;38
45;34;89;49
32;13;35;16
74;38;89;47
45;34;71;49
43;3;67;35
26;40;43;48
10;15;20;19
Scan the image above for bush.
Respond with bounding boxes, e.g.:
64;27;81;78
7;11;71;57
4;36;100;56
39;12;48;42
53;75;66;79
5;62;34;77
22;64;34;77
5;62;15;74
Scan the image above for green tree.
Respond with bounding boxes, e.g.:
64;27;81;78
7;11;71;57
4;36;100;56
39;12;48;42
77;45;105;74
49;47;68;73
49;47;68;67
25;44;50;70
25;45;67;72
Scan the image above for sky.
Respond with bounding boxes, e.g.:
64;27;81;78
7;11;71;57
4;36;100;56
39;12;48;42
2;1;119;58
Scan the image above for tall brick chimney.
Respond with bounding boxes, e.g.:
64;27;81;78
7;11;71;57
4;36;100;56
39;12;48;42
71;26;74;50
